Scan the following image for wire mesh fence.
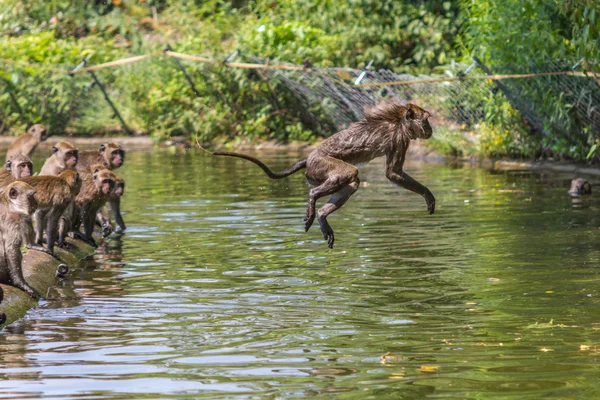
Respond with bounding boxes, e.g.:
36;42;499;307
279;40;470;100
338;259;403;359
249;56;495;133
1;51;598;149
249;56;600;146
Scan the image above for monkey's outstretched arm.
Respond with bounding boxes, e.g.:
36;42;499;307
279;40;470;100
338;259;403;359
110;198;126;231
385;149;435;214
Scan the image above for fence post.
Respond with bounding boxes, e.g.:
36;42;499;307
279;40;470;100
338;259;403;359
164;44;201;97
72;59;131;134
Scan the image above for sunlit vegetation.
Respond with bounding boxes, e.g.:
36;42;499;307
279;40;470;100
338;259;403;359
0;0;598;160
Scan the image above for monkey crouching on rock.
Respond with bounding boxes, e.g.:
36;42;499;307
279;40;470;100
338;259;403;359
208;101;436;248
19;170;82;257
96;175;126;236
71;166;116;247
0;181;40;299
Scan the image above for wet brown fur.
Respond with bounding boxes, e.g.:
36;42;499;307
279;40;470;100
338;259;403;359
5;124;49;161
0;181;40;298
73;166;116;246
211;101;435;248
19;170;81;256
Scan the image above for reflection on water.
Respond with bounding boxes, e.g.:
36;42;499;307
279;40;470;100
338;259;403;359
1;150;599;399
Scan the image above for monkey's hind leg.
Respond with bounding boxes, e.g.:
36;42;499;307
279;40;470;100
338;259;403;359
317;180;360;248
304;157;359;233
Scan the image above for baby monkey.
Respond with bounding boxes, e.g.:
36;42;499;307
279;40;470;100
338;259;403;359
209;101;435;248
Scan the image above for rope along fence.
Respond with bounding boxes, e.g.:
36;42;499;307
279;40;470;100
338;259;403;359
1;50;599;142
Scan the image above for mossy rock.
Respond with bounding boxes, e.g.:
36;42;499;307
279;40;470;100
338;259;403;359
0;235;100;329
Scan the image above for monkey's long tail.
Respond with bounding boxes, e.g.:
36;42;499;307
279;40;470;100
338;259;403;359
212;151;307;179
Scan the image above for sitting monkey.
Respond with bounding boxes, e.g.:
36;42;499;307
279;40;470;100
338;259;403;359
208;101;435;248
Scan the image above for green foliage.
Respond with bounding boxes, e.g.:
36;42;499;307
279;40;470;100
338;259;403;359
0;0;598;161
459;0;600;160
245;0;460;71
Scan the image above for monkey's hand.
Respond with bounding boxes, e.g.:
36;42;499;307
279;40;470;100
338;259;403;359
74;232;98;248
424;191;436;215
101;223;113;238
318;216;335;249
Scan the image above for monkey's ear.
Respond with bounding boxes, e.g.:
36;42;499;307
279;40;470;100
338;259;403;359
52;146;58;154
9;187;18;200
99;144;106;153
5;160;11;171
406;108;417;120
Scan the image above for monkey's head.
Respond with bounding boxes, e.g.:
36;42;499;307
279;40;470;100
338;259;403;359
100;143;125;169
53;142;79;169
93;167;116;195
5;154;33;179
404;104;433;140
568;178;592;196
27;124;49;142
4;181;37;215
113;176;125;197
365;101;433;140
59;169;82;196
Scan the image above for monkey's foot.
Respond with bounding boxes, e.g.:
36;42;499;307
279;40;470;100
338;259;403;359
304;210;316;232
17;282;41;300
74;232;98;248
26;244;59;260
57;240;75;250
318;216;335;249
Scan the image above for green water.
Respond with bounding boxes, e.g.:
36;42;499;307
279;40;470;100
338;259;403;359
1;150;600;399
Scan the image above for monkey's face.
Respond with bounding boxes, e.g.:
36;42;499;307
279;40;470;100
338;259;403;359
100;143;125;169
405;104;433;140
7;183;37;215
28;124;49;141
114;182;125;197
15;161;33;178
5;158;33;178
109;148;125;169
65;150;79;169
101;178;115;195
94;170;116;195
